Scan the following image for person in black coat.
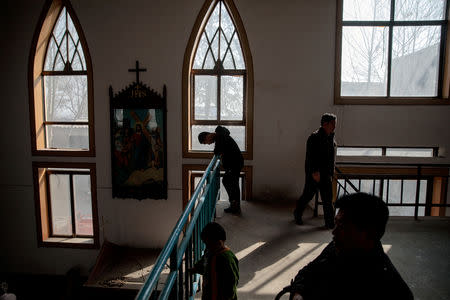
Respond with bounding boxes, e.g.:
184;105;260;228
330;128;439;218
291;193;414;300
294;113;337;228
199;126;244;214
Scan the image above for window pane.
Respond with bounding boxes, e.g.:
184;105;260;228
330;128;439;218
402;180;417;203
223;51;235;69
205;2;220;41
54;8;66;44
211;33;219;62
204;51;216;69
191;125;245;151
395;0;446;21
221;2;235;42
73;175;93;236
341;27;389;96
360;179;374;194
44;7;86;72
220;31;229;61
343;179;359;194
391;26;440;97
44;38;59;71
337;179;346;198
419;180;427;204
337;147;382;156
49;174;72;236
386;148;434;157
194;75;217;120
221;76;243;121
193;33;209;69
229;34;245;69
343;0;391;21
374;179;381;196
46;125;89;149
44;75;88;122
67;11;79;41
382;179;388;201
388;180;402;203
194;173;242;201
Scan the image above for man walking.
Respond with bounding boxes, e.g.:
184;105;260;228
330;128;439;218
199;126;244;214
294;113;337;228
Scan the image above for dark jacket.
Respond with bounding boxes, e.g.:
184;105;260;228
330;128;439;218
292;242;414;300
214;126;244;172
304;127;336;177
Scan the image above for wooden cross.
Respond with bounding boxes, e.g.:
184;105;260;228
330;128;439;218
128;60;147;83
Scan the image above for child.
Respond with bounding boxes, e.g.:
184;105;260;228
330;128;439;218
192;222;239;300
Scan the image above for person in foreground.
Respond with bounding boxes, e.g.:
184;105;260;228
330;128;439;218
291;192;414;300
294;113;337;228
191;222;239;300
199;126;244;214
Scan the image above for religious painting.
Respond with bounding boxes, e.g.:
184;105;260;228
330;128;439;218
109;79;167;200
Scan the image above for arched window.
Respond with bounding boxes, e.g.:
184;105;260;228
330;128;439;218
29;0;95;156
29;0;98;248
183;0;253;159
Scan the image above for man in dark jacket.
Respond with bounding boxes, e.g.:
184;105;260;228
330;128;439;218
199;126;244;214
290;193;414;300
294;113;336;228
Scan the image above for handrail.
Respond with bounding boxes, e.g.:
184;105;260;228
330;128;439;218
334;162;450;220
135;155;221;300
335;167;359;192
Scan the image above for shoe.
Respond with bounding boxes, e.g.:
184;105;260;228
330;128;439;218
295;218;304;225
293;211;303;225
224;206;241;214
325;223;335;230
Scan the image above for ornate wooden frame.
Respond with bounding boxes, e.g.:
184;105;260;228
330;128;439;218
109;80;168;200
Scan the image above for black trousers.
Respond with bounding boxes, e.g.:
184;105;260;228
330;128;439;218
295;175;335;227
222;169;241;208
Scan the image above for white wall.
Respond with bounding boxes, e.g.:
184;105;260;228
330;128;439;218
1;0;449;276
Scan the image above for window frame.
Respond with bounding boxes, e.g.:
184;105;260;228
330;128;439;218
182;0;254;159
182;164;253;208
28;0;95;156
32;161;99;249
337;145;439;157
335;164;449;217
334;0;450;105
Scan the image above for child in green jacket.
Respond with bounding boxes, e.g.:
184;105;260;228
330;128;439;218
192;222;239;300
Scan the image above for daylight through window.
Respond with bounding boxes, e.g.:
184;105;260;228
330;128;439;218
336;0;449;103
190;0;248;152
42;7;89;150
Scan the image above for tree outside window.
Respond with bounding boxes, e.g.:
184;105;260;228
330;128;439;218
336;0;449;103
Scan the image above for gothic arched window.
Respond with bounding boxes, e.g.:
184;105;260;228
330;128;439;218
29;0;95;155
29;0;98;249
183;0;253;159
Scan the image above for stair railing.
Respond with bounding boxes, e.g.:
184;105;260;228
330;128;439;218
136;155;221;300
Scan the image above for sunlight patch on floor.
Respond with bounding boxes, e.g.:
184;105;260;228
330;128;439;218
239;243;328;294
235;241;266;260
382;244;392;253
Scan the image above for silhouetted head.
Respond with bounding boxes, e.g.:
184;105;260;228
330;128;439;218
332;192;389;254
321;113;337;135
198;132;216;145
201;222;226;242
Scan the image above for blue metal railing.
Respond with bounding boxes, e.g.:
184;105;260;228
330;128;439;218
136;155;221;300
